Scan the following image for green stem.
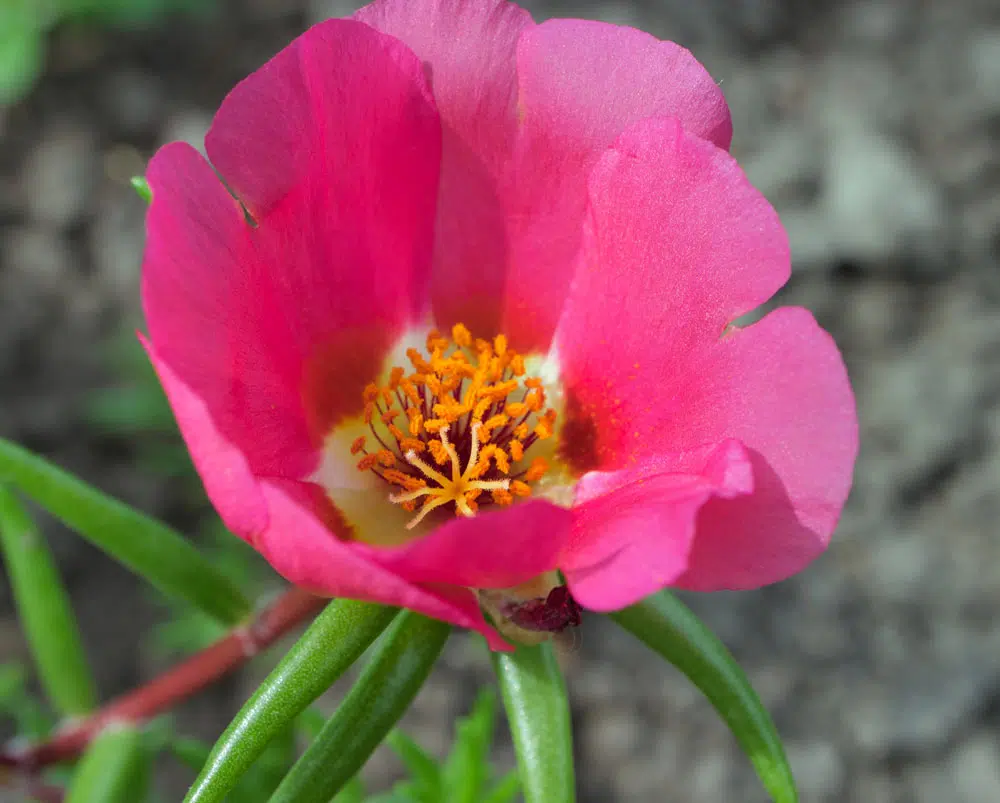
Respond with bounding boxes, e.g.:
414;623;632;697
184;600;398;803
64;725;148;803
492;643;574;803
268;613;451;803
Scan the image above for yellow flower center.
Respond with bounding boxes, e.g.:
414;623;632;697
351;323;555;529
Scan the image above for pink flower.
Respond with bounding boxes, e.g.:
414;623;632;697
141;0;857;649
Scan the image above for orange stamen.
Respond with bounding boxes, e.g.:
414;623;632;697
352;324;560;525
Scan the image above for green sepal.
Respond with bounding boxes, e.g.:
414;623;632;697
131;175;153;204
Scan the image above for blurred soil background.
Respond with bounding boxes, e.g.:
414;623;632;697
2;0;1000;800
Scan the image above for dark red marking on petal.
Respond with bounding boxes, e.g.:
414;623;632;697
302;327;394;444
557;389;602;474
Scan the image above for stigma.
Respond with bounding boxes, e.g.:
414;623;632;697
352;324;555;529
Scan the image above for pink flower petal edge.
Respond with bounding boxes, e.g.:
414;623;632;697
143;336;510;650
143;19;442;478
139;3;858;644
498;19;734;350
670;307;858;591
356;0;534;341
258;479;511;649
357;499;573;590
563;439;754;611
551;116;857;596
356;1;734;353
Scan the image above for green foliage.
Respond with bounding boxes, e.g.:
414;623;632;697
172;725;298;803
184;601;399;803
492;644;573;803
0;3;46;106
150;518;274;658
611;592;799;803
269;613;452;803
0;485;97;716
173;691;519;803
375;690;521;803
0;662;56;739
0;0;215;107
131;175;154;204
65;725;150;803
0;437;252;625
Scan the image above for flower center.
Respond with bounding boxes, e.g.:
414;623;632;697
351;324;555;529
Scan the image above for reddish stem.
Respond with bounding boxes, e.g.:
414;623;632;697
26;779;64;803
2;586;324;772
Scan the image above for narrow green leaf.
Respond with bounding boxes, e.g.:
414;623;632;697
65;725;149;803
0;438;251;625
0;662;53;739
0;664;25;702
0;485;97;715
295;707;328;741
387;730;441;798
131;175;153;203
329;776;366;803
0;28;44;106
184;600;397;803
442;689;496;803
366;790;419;803
611;592;797;803
269;612;451;803
481;771;520;803
171;735;212;774
492;643;574;803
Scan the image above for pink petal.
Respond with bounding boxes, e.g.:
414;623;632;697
141;336;268;537
554;117;856;590
519;20;732;152
142;143;313;477
355;6;733;354
140;343;510;648
205;18;441;439
498;20;733;349
356;0;534;339
358;499;572;590
206;17;440;227
143;20;441;477
256;478;511;649
563;440;753;611
553;116;790;472
669;308;858;590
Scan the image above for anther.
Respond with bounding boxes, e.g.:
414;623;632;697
353;324;558;524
